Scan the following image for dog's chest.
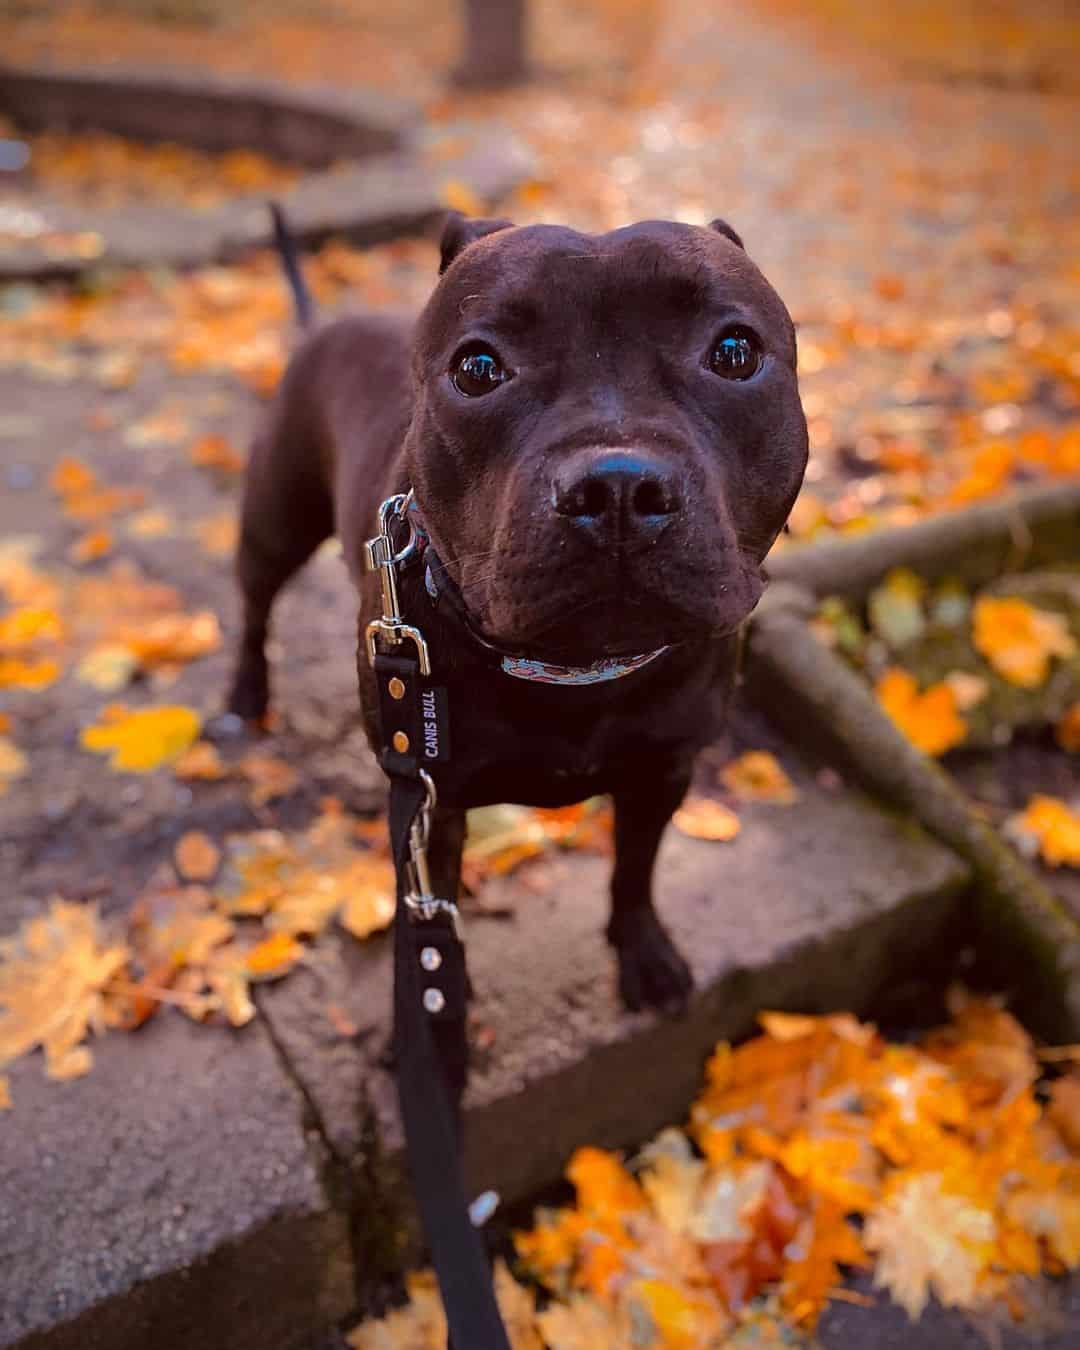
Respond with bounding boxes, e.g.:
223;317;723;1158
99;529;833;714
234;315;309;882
426;649;731;809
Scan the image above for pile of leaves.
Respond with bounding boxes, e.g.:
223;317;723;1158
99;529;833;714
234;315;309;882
812;567;1080;868
0;799;394;1101
352;994;1080;1348
0;791;632;1105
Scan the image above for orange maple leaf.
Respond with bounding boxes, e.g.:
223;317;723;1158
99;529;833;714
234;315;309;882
875;667;967;756
972;596;1076;688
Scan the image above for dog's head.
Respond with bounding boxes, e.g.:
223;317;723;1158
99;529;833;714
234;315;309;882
405;213;808;663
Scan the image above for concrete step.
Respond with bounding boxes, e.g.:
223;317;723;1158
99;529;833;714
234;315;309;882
0;1014;352;1350
258;740;970;1224
1;730;971;1348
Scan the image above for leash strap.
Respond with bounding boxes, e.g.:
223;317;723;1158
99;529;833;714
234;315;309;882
367;500;511;1350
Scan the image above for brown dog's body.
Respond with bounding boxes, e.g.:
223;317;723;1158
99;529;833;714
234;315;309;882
229;214;808;1011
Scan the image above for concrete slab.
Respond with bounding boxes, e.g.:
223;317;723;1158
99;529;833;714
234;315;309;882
257;742;971;1225
0;1012;353;1350
0;138;530;282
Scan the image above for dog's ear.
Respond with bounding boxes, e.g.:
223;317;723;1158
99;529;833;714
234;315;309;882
708;218;745;250
439;211;514;274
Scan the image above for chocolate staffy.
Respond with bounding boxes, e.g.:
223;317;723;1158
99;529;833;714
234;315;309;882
228;212;808;1012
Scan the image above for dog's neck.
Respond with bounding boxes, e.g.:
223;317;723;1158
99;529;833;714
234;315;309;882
406;509;669;686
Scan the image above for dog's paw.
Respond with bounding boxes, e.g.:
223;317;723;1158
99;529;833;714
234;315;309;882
224;662;270;726
609;909;693;1014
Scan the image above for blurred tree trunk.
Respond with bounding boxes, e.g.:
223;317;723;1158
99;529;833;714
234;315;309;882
454;0;528;87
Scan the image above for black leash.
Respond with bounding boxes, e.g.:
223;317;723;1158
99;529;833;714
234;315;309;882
366;496;511;1350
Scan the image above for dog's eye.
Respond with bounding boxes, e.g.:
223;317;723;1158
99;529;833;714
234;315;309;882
708;327;762;381
451;346;508;397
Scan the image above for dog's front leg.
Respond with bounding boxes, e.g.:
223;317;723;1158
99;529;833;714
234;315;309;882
606;760;694;1013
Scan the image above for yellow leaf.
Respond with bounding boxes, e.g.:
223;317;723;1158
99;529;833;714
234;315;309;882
114;610;220;668
244;932;304;980
74;643;138;692
972;597;1076;689
633;1278;725;1348
536;1296;625;1349
1008;795;1080;868
0;1074;10;1109
440;179;486;216
0;900;129;1078
0;656;60;690
0;736;28;794
80;704;201;772
347;1261;540;1349
125;508;174;539
864;1173;995;1320
875;667;967;756
672;795;741;841
174;830;221;882
1005;1179;1080;1269
720;750;799;804
0;605;64;648
339;877;395;941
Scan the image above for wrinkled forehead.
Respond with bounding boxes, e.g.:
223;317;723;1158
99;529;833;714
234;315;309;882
415;221;793;356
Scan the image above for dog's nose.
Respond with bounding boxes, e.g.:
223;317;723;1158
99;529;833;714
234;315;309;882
552;452;682;542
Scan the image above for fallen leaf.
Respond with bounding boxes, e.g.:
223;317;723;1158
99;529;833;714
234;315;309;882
114;610;220;668
1005;795;1080;868
339;873;396;940
1047;1075;1080;1153
0;1075;10;1109
74;643;138;692
68;527;113;564
80;704;201;772
124;406;191;448
0;736;28;793
244;932;304;980
239;752;298;805
173;741;228;780
441;179;486;215
190;511;238;557
672;795;741;841
188;433;244;474
0;656;60;690
48;455;95;498
0;605;64;647
0;901;129;1080
868;568;926;648
864;1173;995;1320
125;508;174;539
720;751;799;804
875;668;967;756
943;670;989;711
174;830;221;882
1057;703;1080;753
972;597;1076;689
